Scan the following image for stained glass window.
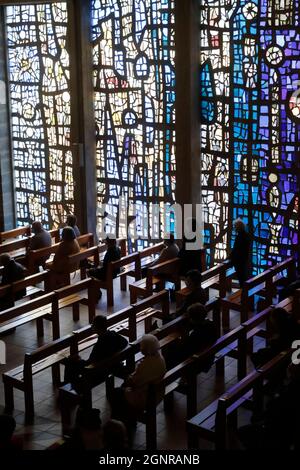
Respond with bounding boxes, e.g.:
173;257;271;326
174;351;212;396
6;3;74;228
92;0;176;245
201;0;300;272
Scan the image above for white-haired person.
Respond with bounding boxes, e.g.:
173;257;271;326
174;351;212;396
229;218;250;287
109;334;166;429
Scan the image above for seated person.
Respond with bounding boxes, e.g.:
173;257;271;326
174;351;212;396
27;221;52;269
251;307;300;369
64;315;128;389
49;227;80;278
150;233;179;268
109;335;166;428
88;237;121;298
237;361;300;450
0;253;26;310
165;303;218;370
181;303;218;358
66;214;81;238
58;408;102;451
102;419;128;450
176;269;208;317
278;274;300;301
0;414;23;450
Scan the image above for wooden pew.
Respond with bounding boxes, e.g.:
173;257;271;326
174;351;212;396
220;267;274;331
27;233;94;274
3;333;78;420
0;292;60;339
0;228;60;261
175;260;235;307
186;349;292;449
0;225;31;244
90;252;141;307
137;322;248;449
59;318;184;436
0;270;50;308
129;258;181;304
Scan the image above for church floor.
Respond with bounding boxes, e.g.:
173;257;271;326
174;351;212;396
0;278;262;450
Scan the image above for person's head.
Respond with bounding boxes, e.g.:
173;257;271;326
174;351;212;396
61;226;76;242
185;269;202;290
0;415;16;444
105;236;117;249
0;253;11;267
233;218;246;233
102;419;128;450
75;407;101;431
164;233;175;247
32;221;43;234
92;315;108;335
270;307;289;336
140;334;160;356
187;303;208;326
66;214;77;228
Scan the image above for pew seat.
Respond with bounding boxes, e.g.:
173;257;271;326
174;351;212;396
3;334;76;420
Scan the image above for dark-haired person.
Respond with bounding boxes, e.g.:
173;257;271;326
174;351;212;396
56;408;102;450
87;237;121;299
66;214;81;238
251;307;300;369
165;303;217;370
150;233;179;267
64;315;128;389
180;303;218;363
0;415;23;450
0;253;26;310
102;419;128;450
175;269;208;317
229;218;250;287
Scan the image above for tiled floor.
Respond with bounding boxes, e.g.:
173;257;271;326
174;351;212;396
0;278;264;450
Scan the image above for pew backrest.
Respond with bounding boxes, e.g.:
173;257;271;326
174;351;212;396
0;225;31;244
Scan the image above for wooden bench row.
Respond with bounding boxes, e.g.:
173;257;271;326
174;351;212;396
221;256;296;330
117;291;300;449
2;290;171;420
187;348;293;449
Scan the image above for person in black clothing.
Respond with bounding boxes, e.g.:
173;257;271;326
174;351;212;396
180;303;218;366
237;362;300;450
251;307;300;369
165;303;218;370
87;237;121;299
0;414;23;450
229;218;250;287
178;217;204;276
0;253;26;311
175;269;208;317
63;315;128;389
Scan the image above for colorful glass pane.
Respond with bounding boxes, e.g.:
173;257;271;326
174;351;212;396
201;0;300;272
6;3;74;228
92;0;176;245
